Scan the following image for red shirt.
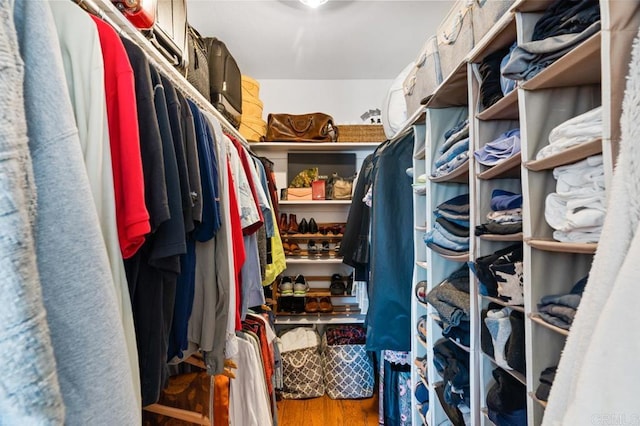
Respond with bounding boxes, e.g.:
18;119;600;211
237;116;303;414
227;160;245;331
92;17;150;258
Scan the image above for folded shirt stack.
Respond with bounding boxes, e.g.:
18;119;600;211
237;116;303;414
479;46;513;109
536;107;603;160
486;368;527;426
537;275;587;330
474;129;521;167
502;0;600;81
481;307;526;374
476;190;523;236
425;194;470;254
469;243;523;304
431;120;470;178
433;338;471;417
545;155;606;243
534;366;557;402
425;266;471;347
500;43;518;96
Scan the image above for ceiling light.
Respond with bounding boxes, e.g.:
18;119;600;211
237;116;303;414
300;0;328;8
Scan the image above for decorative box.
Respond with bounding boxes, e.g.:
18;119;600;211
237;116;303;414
287;187;312;201
312;180;326;200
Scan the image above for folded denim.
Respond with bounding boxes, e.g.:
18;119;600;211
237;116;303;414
475;222;523;236
492;261;524;305
425;227;469;252
444;119;469;140
436;217;470;238
537;312;572;330
536;107;602;160
500;42;518;96
434;222;471;245
553;229;602;243
440;122;470;155
487;209;523;224
479;45;512;109
437;193;470;214
539;293;583;310
431;152;469;178
435;211;470;228
474;129;521;166
427;242;469;257
502;21;601;81
532;0;600;41
491;189;523;211
435;138;469;168
538;304;577;324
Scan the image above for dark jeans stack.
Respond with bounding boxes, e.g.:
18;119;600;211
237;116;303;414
425;266;471;347
425;194;470;255
537;275;587;330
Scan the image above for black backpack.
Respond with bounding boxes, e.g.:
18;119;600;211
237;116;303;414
204;37;242;129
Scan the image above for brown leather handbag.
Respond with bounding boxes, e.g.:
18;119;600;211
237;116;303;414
263;113;339;142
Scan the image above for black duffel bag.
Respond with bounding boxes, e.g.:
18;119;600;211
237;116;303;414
185;25;211;102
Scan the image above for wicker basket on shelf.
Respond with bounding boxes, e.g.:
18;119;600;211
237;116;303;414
336;124;386;142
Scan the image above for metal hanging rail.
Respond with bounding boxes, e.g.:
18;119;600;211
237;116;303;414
75;0;250;150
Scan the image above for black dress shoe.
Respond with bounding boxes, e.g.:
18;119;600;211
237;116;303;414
298;218;309;234
308;218;319;234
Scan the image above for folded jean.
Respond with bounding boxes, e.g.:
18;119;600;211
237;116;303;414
437;193;470;214
440;122;470;155
444;119;469;140
432;152;469;178
538;304;577;324
500;42;518;96
427;242;469;258
475;222;523;236
491;189;523;211
537;312;572;330
425;227;469;252
435;138;469;168
435;210;470;228
474;129;521;166
434;222;471;245
436;216;470;238
536;106;602;160
532;0;600;41
539;293;582;309
502;21;601;81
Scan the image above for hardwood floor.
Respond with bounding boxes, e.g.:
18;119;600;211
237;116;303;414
276;395;380;426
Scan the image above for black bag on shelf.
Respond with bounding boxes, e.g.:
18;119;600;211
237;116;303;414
185;25;210;101
204;37;242;128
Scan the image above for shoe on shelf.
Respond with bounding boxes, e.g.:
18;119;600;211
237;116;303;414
279;276;293;296
330;273;346;295
333;242;341;254
298;218;309;234
318;296;333;313
308;240;319;255
287;214;298;234
282;242;291;256
319;226;328;235
321;240;331;252
289;242;301;255
308;218;318;234
279;213;288;233
278;296;293;313
305;297;320;313
293;274;309;297
330;225;341;235
415;280;428;303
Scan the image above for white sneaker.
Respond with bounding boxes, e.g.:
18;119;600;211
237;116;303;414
293;274;308;297
279;276;293;296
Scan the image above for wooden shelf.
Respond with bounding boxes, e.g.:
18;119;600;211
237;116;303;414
529;391;549;408
279;200;351;205
529;313;570;336
521;32;601;91
418;337;429;349
478;232;523;242
481;352;527;385
430;312;442;323
477;154;521;180
449;338;471;353
304;288;357;298
416;261;429;270
481;295;525;313
285;257;346;264
414;146;426;160
469;12;517;63
526;238;597;254
525;138;602;171
274;313;365;325
476;89;519;121
423;62;468;109
427;243;470;262
415;225;427;232
429;159;470;183
512;0;557;13
249;142;381;151
281;232;343;240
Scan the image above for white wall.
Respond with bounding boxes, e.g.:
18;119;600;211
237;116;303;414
257;79;392;124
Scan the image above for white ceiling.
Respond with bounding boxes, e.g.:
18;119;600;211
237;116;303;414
188;0;454;80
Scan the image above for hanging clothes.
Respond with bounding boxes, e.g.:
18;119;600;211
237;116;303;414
14;0;138;421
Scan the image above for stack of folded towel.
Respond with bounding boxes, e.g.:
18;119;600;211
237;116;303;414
502;0;600;81
476;190;523;237
425;194;470;255
425;266;471;347
432;120;470;178
536;107;602;160
470;243;523;305
545;155;606;243
474;129;521;168
537;275;587;330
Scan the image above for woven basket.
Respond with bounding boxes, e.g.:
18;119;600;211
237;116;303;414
336;125;386;142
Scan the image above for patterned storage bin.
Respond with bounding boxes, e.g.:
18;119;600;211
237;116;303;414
403;35;442;115
321;330;374;399
279;328;324;399
437;0;475;81
471;0;515;45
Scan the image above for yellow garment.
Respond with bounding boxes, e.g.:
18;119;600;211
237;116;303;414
263;208;286;285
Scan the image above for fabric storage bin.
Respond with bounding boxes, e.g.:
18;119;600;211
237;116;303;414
437;0;474;81
239;116;267;141
403;35;442;115
321;330;374;399
279;327;324;399
471;0;515;44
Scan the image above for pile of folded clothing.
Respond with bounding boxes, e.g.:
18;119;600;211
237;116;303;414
478;46;513;109
545;155;606;243
474;129;521;168
535;365;557;403
536;106;602;160
425;194;470;255
502;0;600;81
425;266;471;347
537;275;587;330
481;306;526;375
469;243;523;305
431;120;470;178
486;368;527;426
433;338;471;424
476;190;523;237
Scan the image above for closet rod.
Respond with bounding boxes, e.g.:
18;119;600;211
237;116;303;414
74;0;250;150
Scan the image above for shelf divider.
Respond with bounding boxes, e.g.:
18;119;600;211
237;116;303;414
477;154;521;180
478;232;523;242
525;138;602;171
529;313;570;336
525;238;597;254
429;159;470;183
476;89;519;121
